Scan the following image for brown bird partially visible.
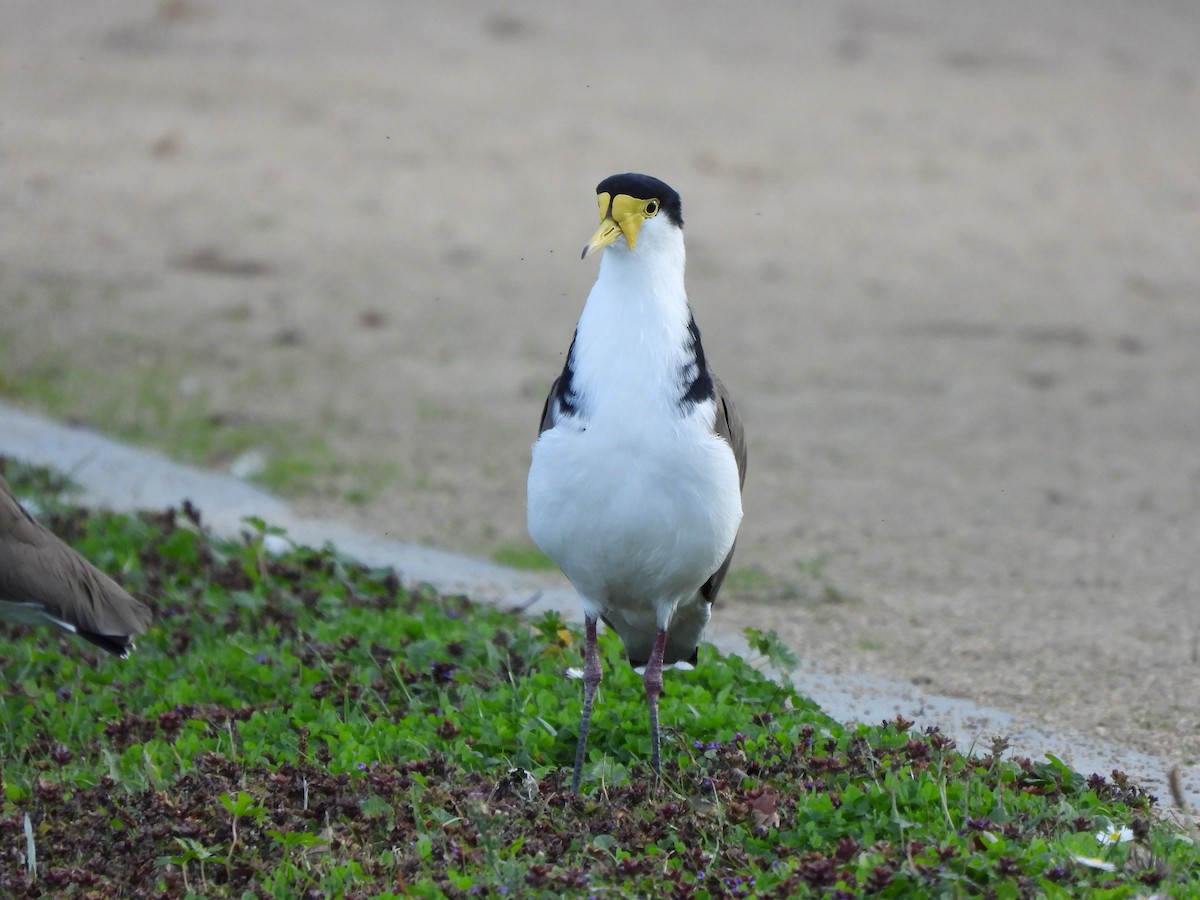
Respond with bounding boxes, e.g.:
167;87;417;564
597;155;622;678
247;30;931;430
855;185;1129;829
0;475;153;657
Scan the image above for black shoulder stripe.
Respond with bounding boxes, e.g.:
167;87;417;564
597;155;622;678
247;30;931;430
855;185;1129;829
681;314;715;406
555;331;580;418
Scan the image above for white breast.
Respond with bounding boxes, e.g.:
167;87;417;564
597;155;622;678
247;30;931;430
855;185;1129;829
528;403;742;661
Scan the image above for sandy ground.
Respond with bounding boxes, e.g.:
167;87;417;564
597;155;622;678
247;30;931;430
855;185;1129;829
2;2;1198;776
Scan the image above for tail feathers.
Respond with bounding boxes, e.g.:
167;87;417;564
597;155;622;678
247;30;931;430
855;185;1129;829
77;632;137;658
1;603;141;657
48;614;138;658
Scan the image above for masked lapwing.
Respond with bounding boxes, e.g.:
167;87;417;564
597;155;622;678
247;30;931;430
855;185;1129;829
0;474;153;657
527;173;746;791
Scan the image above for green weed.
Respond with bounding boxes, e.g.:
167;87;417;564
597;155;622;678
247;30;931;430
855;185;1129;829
0;459;1196;897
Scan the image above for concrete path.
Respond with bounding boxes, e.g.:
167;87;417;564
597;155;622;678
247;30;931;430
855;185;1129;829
2;401;1195;809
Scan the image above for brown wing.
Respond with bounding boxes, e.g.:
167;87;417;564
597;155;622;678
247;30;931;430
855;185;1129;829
712;375;746;490
700;374;746;604
0;475;153;655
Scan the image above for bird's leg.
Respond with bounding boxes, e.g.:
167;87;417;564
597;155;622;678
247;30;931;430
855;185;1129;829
643;628;669;778
571;615;603;793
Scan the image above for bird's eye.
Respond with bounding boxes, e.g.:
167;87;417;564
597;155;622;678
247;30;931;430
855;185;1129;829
645;200;659;216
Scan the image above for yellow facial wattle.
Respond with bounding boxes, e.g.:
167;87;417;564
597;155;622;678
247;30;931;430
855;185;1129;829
581;192;661;258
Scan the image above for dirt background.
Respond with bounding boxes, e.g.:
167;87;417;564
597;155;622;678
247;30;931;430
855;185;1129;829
2;3;1198;775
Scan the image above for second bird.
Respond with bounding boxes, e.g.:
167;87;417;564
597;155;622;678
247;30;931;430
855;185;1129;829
527;173;746;792
0;474;153;657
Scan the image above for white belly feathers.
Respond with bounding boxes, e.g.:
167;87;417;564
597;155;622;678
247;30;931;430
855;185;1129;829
527;397;742;648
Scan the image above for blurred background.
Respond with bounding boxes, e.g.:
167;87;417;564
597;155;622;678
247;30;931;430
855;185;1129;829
1;2;1198;765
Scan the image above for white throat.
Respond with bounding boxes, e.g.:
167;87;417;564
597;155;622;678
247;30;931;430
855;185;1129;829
570;221;693;423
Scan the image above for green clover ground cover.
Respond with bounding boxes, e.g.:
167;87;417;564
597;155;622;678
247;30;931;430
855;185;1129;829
0;459;1197;897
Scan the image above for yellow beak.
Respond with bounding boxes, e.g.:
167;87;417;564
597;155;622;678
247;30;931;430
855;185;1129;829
582;216;623;259
581;193;648;259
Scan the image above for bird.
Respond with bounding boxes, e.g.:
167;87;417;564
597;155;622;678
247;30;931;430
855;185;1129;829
0;474;153;657
527;173;746;791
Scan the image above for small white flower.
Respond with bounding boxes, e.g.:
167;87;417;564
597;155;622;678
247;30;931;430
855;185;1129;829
1096;825;1134;845
565;667;584;680
262;533;293;556
1072;854;1117;872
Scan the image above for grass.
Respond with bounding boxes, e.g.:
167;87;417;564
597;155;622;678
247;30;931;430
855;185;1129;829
0;349;388;505
490;543;558;571
1;458;1198;897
